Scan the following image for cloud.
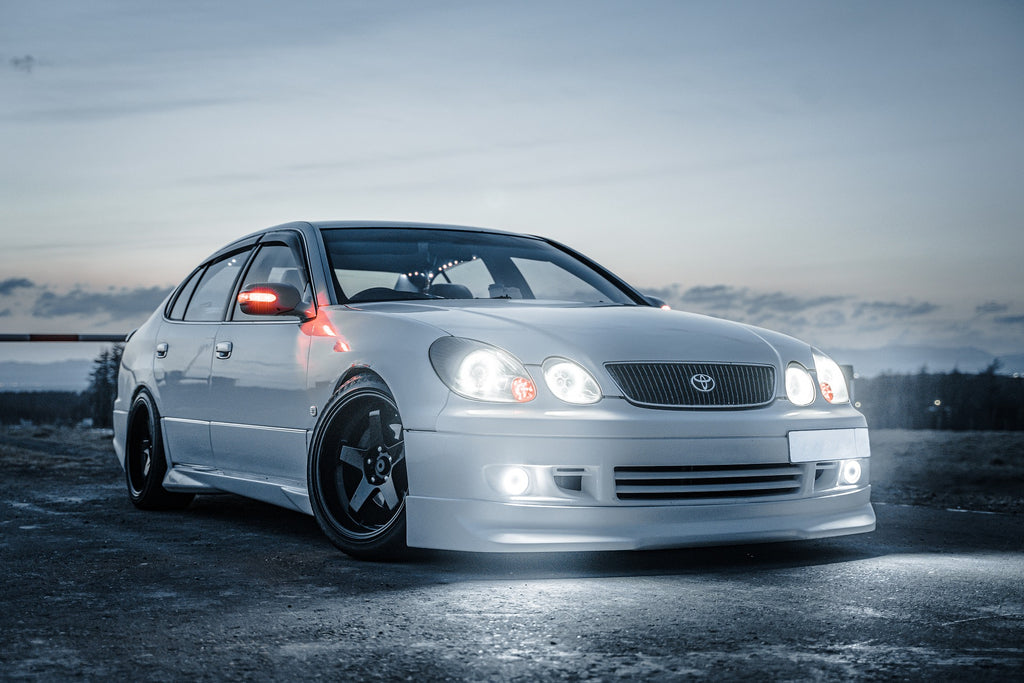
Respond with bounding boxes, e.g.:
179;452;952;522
660;284;848;317
742;292;847;316
637;281;1006;353
853;301;940;320
678;285;745;310
0;309;10;317
33;286;172;319
0;278;35;296
10;96;247;124
976;301;1010;315
10;55;35;73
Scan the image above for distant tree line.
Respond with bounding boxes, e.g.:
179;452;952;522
0;345;122;428
0;391;89;425
854;361;1024;431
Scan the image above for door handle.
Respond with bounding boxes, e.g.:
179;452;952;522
215;341;233;359
155;342;168;359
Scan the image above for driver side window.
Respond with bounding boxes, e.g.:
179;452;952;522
232;243;309;321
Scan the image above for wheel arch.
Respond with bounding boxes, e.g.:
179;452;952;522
125;385;175;475
332;366;389;397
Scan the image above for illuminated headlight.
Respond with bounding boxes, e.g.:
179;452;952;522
813;351;850;404
786;363;815;406
840;459;863;485
429;337;537;403
542;358;602;405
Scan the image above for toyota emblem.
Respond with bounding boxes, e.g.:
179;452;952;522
690;373;715;392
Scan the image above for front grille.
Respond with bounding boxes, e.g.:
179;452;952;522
605;362;775;408
614;463;803;501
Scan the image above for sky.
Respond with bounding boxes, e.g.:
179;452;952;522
1;0;1023;373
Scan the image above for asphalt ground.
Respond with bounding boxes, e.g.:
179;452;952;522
1;426;1022;681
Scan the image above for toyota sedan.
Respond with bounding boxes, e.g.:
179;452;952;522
113;221;873;559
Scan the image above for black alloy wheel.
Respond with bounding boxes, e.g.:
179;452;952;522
125;391;194;510
308;375;409;560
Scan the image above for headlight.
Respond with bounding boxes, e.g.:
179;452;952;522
786;363;815;406
813;351;850;404
542;358;602;405
429;337;537;403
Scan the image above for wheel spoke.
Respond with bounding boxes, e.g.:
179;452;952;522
348;478;376;513
378;477;400;509
388;422;402;442
339;445;366;469
366;409;384;450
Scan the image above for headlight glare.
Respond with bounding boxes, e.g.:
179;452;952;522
542;358;602;404
786;363;815;406
840;459;863;485
429;337;536;403
813;351;850;404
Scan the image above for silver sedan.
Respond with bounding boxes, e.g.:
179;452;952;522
113;222;873;559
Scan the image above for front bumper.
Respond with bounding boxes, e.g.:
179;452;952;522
403;410;874;552
406;487;874;552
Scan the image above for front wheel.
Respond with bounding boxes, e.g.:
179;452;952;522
308;375;409;560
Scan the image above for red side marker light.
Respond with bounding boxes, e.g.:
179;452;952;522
511;376;537;403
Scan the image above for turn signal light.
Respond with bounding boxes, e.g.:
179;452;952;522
238;291;278;305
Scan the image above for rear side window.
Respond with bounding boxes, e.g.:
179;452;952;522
183;250;251;322
167;268;204;320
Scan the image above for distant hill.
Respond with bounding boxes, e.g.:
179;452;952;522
0;360;93;392
827;345;1024;378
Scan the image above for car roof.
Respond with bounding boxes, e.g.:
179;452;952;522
198;221;542;268
305;220;530;238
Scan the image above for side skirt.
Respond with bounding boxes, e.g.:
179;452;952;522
163;464;313;515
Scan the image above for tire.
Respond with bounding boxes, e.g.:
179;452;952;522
308;375;409;560
125;391;194;510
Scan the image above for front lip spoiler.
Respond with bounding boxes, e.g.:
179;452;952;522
405;487;875;553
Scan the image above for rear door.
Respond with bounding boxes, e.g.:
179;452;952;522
154;248;253;467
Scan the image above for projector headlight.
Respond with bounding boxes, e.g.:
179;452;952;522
813;351;850;404
786;363;816;406
542;358;602;405
429;337;536;403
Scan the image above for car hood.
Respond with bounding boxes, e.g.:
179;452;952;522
346;301;799;368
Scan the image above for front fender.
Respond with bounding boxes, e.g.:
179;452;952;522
305;307;452;431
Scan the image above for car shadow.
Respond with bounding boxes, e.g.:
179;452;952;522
174;492;882;580
163;493;1018;587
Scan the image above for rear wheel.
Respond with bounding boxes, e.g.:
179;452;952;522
125;391;194;510
308;375;409;560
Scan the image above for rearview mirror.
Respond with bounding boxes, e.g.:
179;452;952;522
238;283;302;316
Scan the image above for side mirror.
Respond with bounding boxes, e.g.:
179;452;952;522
238;283;303;316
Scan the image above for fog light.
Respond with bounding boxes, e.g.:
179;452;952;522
840;459;862;485
498;467;530;496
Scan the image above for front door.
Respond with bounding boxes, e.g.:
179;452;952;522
207;235;315;485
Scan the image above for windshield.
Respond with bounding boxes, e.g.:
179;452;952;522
320;228;640;305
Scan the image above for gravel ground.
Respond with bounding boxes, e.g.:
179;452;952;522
868;429;1024;513
1;425;1022;681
